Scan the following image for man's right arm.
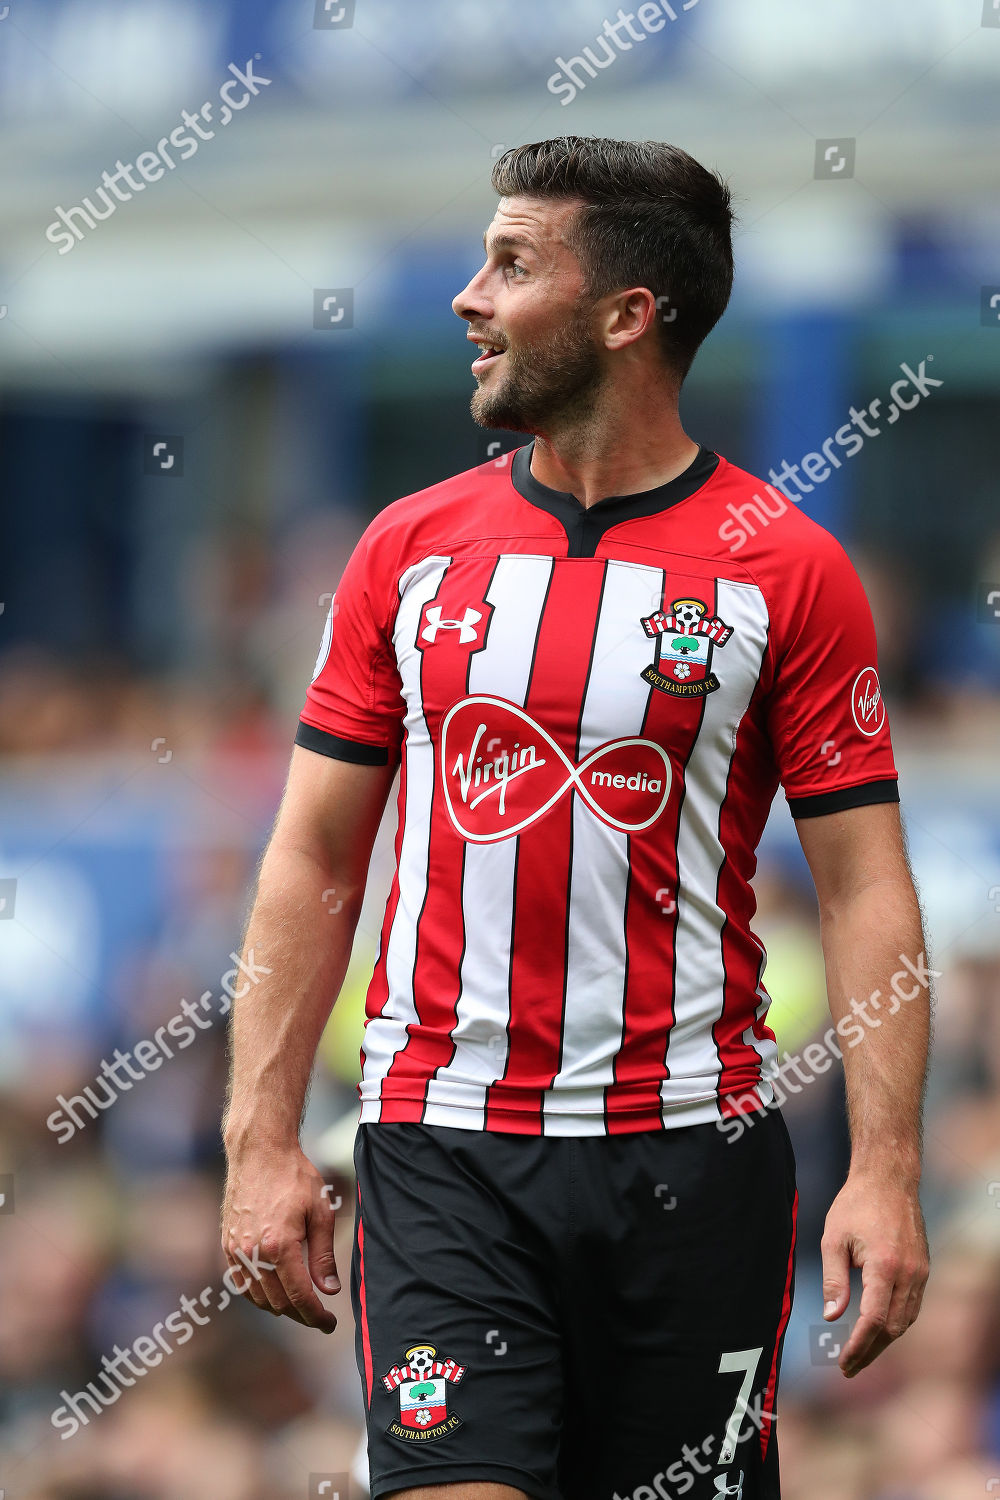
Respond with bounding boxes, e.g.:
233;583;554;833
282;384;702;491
221;744;397;1331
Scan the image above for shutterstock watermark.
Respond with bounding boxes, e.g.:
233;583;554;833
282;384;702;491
719;358;943;553
548;1;700;106
45;58;272;254
46;949;272;1143
717;950;939;1144
51;1245;276;1440
613;1378;775;1500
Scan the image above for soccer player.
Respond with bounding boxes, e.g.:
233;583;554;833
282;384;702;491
222;137;930;1500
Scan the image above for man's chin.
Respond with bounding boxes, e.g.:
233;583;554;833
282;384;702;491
470;390;533;433
471;412;533;434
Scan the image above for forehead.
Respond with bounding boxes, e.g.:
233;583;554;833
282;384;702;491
482;195;583;260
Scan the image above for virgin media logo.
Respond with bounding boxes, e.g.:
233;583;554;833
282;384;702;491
440;696;671;843
852;667;886;736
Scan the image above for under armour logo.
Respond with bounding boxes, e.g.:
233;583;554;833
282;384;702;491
420;605;483;645
713;1473;744;1499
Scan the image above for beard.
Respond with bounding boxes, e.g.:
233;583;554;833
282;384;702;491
469;298;608;434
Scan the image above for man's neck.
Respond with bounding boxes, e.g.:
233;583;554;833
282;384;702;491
527;410;699;510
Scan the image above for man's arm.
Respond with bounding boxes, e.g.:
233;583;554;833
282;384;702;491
221;744;397;1332
794;800;932;1377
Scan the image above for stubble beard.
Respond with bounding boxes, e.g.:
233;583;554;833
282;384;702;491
469;303;608;435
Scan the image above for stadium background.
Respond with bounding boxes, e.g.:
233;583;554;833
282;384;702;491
1;0;999;1495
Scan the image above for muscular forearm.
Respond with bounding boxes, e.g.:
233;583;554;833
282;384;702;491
222;840;364;1152
820;877;933;1184
796;804;932;1373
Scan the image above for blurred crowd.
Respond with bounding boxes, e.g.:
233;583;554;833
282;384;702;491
1;508;1000;1500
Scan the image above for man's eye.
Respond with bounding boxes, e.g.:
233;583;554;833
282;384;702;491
507;262;528;277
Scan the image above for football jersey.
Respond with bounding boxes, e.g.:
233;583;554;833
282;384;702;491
296;442;898;1136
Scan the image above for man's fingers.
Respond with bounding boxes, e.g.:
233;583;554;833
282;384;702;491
219;1161;341;1333
903;1272;927;1329
882;1272;914;1341
840;1312;885;1375
225;1255;272;1312
256;1259;305;1319
840;1258;894;1374
842;1296;903;1377
263;1235;338;1332
307;1186;342;1294
251;1268;311;1325
225;1239;311;1325
843;1327;893;1376
819;1181;929;1378
840;1245;929;1376
228;1249;320;1328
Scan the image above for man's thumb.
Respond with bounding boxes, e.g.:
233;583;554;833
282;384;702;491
306;1190;341;1293
822;1239;850;1319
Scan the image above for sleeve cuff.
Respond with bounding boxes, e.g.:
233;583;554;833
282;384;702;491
294;720;393;766
787;777;899;819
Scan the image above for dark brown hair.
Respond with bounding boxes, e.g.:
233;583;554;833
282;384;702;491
491;136;735;381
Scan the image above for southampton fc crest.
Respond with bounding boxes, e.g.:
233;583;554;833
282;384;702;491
639;597;733;697
381;1343;466;1443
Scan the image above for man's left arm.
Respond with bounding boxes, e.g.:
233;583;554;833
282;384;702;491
795;800;932;1378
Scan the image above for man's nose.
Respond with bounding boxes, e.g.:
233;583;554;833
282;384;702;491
452;267;492;321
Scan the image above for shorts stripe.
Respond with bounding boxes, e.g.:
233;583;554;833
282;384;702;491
759;1185;797;1462
356;1186;374;1408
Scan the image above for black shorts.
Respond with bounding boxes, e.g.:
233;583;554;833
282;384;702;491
351;1110;797;1500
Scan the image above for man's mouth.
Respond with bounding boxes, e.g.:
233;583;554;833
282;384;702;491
471;340;507;373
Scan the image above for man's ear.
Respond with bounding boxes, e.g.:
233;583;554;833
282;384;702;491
601;287;658;354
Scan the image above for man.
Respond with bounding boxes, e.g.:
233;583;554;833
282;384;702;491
222;136;930;1500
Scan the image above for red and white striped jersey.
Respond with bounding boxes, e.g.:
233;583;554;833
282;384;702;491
296;442;898;1135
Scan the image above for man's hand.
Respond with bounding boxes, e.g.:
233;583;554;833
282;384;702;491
820;1171;929;1377
221;1141;341;1333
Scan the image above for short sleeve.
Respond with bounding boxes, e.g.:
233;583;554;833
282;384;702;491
765;538;898;818
294;524;405;766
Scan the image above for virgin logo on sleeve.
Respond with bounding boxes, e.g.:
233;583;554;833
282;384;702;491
441;696;671;842
310;596;335;682
852;667;886;736
639;597;733;696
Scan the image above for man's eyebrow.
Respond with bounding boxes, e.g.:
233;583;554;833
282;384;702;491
482;230;538;256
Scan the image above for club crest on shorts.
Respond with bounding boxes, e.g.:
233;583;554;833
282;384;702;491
639;597;733;696
381;1343;465;1442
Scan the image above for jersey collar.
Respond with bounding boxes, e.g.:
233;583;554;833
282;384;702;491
510;439;719;558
